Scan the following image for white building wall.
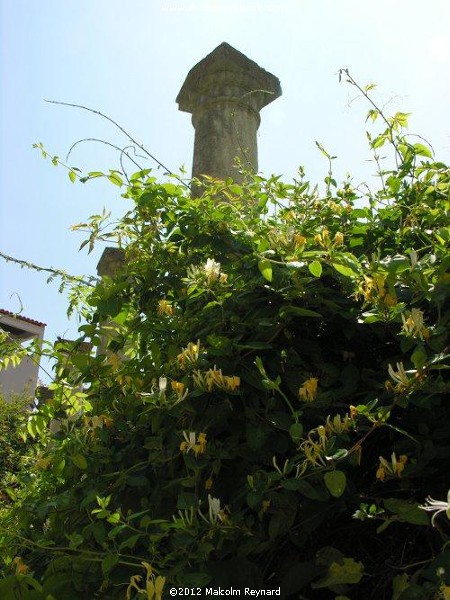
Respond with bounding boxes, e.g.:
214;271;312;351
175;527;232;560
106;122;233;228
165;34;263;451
0;311;45;401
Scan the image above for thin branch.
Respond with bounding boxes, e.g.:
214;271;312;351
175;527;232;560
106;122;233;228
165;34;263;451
66;138;145;173
0;251;97;287
45;99;190;190
339;69;402;166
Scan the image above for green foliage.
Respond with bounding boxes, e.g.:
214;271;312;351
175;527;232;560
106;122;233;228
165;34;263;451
1;80;449;599
0;394;34;502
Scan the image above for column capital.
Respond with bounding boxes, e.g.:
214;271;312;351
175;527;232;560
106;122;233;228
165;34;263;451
96;247;125;278
177;42;281;117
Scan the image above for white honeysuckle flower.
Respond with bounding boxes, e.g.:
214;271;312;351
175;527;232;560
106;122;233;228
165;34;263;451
204;258;221;282
208;494;223;524
158;377;167;397
419;490;450;527
182;431;197;449
388;362;410;387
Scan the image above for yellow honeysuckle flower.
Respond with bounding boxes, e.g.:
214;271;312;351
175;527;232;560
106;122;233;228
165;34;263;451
107;352;121;370
298;377;318;402
298;425;329;472
349;405;358;419
293;233;307;247
177;341;200;368
361;274;386;302
334;231;344;246
387;362;417;394
440;584;450;600
314;228;330;248
376;464;387;482
126;575;142;600
401;308;429;340
180;431;207;456
193;367;240;393
383;292;397;307
157;299;174;316
197;432;207;454
328;201;343;214
376;452;408;482
12;557;30;575
126;563;166;600
325;413;353;435
169;380;188;402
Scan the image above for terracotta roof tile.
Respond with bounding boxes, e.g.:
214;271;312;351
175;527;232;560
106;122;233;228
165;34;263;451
0;308;46;327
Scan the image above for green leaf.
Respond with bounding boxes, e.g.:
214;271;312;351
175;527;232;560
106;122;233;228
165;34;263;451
161;182;182;195
71;454;88;470
107;512;121;524
108;172;123;186
413;143;433;158
411;345;427;369
386;176;401;194
366;109;379;122
282;479;329;501
309;261;322;277
315;141;332;159
119;534;141;550
394;112;410;127
383;499;429;525
269;508;296;538
67;533;84;549
393;573;410;600
281;561;320;595
280;306;321;318
331;262;357;277
372;134;387;149
246;423;267;450
101;553;119;576
182;573;212;587
289;422;304;441
312;557;364;588
68;170;76;183
324;471;346;497
258;259;273;282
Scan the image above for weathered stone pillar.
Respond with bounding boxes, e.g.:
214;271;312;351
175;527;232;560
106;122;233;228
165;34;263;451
96;247;125;279
96;248;125;355
177;42;281;192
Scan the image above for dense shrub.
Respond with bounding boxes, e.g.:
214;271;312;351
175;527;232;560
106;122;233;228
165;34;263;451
0;394;34;502
0;80;449;599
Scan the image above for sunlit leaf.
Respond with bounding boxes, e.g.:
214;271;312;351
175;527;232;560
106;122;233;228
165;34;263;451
258;259;273;282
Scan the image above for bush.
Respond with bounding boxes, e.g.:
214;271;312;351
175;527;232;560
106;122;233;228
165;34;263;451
0;78;449;599
0;394;34;503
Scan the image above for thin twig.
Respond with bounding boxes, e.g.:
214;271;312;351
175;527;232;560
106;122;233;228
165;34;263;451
0;251;97;287
66;138;145;173
45;99;190;190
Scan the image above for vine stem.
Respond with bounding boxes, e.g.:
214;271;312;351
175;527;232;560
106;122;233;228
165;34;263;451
44;99;190;190
339;68;402;166
0;251;96;287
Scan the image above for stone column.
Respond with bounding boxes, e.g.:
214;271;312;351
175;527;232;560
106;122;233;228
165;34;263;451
96;247;125;279
96;248;125;355
177;42;281;193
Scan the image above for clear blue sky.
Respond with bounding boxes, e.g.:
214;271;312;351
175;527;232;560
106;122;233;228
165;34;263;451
1;0;449;382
